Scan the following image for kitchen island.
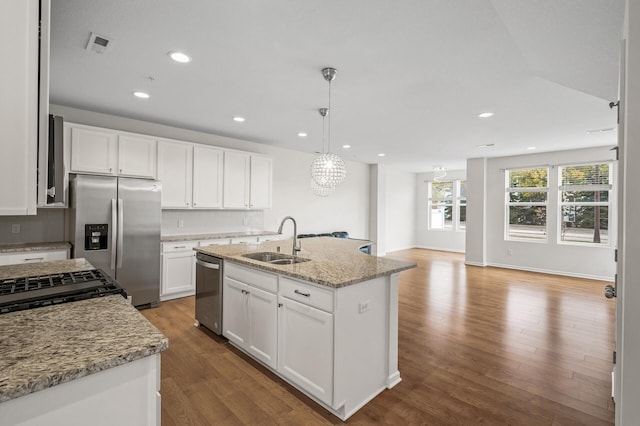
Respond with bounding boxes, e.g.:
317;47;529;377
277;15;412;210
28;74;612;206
0;259;168;426
195;237;415;420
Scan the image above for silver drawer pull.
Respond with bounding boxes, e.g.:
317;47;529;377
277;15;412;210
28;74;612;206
23;257;44;262
173;245;186;249
294;289;310;297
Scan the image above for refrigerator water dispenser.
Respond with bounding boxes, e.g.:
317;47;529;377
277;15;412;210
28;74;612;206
85;224;108;250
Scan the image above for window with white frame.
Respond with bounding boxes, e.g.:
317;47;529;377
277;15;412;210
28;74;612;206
428;180;466;231
505;167;548;240
559;163;612;245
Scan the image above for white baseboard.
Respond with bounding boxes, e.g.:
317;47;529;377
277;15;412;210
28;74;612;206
464;261;486;267
486;262;614;282
414;245;466;253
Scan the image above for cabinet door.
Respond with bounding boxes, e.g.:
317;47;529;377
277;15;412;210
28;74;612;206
249;156;272;209
161;251;195;298
158;140;193;208
247;286;278;369
223;151;250;208
278;297;334;405
70;127;118;175
0;0;39;215
118;135;157;178
193;146;223;208
223;277;249;346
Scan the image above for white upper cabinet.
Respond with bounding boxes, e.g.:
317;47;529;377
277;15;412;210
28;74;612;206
249;155;273;209
223;151;272;209
0;0;45;215
118;135;157;178
157;140;193;208
223;151;251;209
70;126;157;179
192;145;223;208
70;127;118;175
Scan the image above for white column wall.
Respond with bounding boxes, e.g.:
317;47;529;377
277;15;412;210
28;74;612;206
384;168;416;252
465;158;487;264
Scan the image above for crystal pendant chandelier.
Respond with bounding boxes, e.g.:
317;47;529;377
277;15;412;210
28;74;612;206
310;67;347;191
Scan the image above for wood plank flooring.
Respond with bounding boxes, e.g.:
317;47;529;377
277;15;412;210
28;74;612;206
141;249;615;425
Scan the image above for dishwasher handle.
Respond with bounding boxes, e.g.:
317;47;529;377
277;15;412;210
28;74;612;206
196;259;220;270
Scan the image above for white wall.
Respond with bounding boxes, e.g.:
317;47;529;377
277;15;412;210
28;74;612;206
465;158;487;264
384;168;416;252
467;146;617;281
415;169;466;252
50;105;370;239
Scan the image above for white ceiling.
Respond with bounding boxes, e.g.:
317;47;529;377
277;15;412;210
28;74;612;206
49;0;625;172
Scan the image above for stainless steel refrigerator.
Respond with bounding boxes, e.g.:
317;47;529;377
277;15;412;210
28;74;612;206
69;174;162;308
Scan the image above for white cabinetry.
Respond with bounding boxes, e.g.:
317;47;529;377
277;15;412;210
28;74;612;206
0;354;160;426
161;241;197;300
118;135;157;178
223;152;272;209
223;262;278;369
278;280;334;405
70;126;157;179
192;145;223;208
157;141;224;209
158;140;193;208
0;0;45;215
0;249;68;266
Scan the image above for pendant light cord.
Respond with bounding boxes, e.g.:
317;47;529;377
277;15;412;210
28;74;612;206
327;80;332;154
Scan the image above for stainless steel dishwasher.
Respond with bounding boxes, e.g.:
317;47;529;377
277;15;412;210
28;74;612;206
195;252;223;335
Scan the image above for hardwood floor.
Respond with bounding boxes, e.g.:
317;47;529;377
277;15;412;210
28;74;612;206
141;249;615;425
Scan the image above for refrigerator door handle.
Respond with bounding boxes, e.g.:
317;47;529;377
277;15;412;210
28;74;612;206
111;198;117;270
117;198;124;268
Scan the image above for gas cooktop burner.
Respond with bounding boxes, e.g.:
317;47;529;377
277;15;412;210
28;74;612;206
0;269;127;314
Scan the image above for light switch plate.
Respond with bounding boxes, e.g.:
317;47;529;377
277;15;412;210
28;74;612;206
11;224;20;234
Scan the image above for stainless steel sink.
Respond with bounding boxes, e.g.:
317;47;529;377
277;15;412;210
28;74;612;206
240;252;310;265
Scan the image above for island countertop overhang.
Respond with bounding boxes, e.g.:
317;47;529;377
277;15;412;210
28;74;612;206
194;237;416;288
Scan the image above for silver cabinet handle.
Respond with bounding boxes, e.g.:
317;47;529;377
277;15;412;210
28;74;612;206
294;289;310;297
117;198;124;268
196;260;220;270
173;245;186;249
111;198;117;270
23;257;44;262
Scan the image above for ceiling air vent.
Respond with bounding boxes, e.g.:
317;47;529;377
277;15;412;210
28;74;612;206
86;32;113;54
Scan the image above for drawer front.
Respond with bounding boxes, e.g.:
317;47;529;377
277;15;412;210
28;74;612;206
280;277;334;313
0;250;68;266
199;239;230;246
225;262;278;293
162;241;198;253
230;236;259;244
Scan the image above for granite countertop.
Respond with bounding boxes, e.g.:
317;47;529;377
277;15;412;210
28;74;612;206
0;241;71;254
0;260;168;403
195;237;416;288
0;258;94;280
161;230;279;243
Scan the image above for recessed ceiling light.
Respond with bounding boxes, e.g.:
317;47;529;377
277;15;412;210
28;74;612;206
233;116;245;122
378;153;385;157
478;112;494;118
476;143;495;148
168;51;191;63
342;145;351;149
527;146;537;150
132;91;150;99
297;132;308;137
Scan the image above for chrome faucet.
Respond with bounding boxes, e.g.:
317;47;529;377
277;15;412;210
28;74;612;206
277;216;301;257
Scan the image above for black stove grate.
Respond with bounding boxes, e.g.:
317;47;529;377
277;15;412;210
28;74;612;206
0;269;127;314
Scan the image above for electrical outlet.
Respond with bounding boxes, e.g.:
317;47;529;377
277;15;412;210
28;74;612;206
178;220;184;228
358;300;370;313
11;224;20;234
242;218;249;225
507;248;513;256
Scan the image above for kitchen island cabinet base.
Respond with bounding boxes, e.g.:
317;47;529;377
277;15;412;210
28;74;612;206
0;354;161;426
222;262;402;421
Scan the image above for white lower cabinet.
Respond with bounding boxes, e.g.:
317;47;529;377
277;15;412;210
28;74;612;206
221;261;400;421
223;263;278;369
161;242;197;300
278;295;334;405
0;249;68;266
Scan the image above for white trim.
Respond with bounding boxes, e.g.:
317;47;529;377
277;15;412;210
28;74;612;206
486;262;614;282
414;245;466;254
464;260;486;267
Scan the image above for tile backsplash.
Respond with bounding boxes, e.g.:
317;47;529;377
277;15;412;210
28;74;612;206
161;210;266;236
0;210;66;244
